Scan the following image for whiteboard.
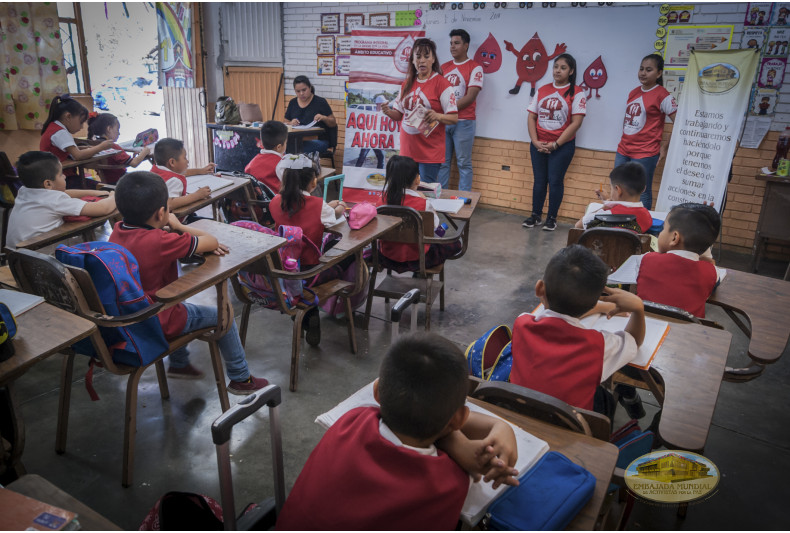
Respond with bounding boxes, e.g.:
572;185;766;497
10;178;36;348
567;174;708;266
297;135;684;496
423;5;659;151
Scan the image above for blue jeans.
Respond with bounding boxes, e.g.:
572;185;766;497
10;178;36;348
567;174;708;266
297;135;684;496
168;303;250;382
530;140;576;220
418;162;441;183
302;139;329;155
615;152;660;210
438;120;476;191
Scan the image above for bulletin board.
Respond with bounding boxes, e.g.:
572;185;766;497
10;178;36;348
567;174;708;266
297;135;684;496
422;5;658;151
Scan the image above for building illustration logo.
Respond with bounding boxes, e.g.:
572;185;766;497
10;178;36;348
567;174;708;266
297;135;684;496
698;62;740;94
624;451;720;503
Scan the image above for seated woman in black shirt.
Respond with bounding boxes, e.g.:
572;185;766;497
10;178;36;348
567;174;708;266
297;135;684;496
284;75;337;154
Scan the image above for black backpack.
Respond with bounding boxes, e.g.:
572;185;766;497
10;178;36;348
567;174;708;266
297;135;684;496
215;96;241;125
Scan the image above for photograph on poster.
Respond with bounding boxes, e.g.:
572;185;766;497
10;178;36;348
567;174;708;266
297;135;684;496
344;13;364;34
744;2;773;26
750;87;778;116
316;36;335;56
317;56;335;76
765;27;790;57
336;36;351;55
344;88;400;174
771;3;790;25
666;5;694;25
664;25;733;69
664;72;686;104
740;27;766;50
321;13;340;34
336;55;351;76
758;57;786;89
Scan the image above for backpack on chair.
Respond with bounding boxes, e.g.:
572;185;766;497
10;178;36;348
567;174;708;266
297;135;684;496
221;172;275;225
465;325;513;382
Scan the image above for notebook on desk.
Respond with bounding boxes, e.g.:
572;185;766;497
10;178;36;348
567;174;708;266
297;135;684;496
315;381;550;526
185;174;234;194
0;488;78;531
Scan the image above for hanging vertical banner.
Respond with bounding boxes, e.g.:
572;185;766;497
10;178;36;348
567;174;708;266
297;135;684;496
656;49;759;211
343;26;424;190
156;2;193;88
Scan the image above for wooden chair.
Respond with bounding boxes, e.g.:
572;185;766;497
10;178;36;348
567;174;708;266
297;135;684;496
570;227;646;273
230;248;365;392
362;205;466;331
0;152;21;257
7;248;232;487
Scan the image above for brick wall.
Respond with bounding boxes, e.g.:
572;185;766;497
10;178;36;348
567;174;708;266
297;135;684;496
282;2;790;258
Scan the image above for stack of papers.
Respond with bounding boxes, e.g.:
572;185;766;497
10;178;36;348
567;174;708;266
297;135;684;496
0;289;45;315
185;174;234;194
428;198;465;214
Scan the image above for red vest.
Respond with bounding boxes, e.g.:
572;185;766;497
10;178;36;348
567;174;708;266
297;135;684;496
609;204;653;233
270;194;324;266
244;152;282;193
637;252;717;318
379;194;430;263
276;407;469;531
510;314;604;410
40;122;77;176
151;165;187;196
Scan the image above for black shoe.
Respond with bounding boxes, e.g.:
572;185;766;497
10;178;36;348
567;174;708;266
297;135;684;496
509;84;521;95
304;308;321;346
542;218;557;231
522;214;542;228
616;385;646;419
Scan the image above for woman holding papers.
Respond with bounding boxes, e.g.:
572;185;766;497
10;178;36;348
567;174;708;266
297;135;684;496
381;38;458;184
284;75;337;155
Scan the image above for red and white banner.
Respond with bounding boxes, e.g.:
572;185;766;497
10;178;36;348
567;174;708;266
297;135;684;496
343;27;425;190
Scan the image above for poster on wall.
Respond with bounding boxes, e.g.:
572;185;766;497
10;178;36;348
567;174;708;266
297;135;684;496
343;27;425;190
422;5;658;151
336;55;350;76
369;13;391;27
750;87;777;115
317;36;335;56
336;36;351;55
656;49;759;211
757;57;786;89
664;72;686;103
317;56;335;76
764;27;790;57
740;27;766;50
666;5;694;25
156;2;194;88
771;3;790;25
321;13;340;34
741;115;772;148
344;13;364;34
664;25;733;69
744;3;773;25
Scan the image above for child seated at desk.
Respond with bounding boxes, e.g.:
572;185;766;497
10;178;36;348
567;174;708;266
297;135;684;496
87;113;152;184
109;171;269;393
6;151;116;249
379;155;462;272
510;245;645;413
150;138;216;210
276;333;518;530
40;95;115;189
633;202;721;318
244;120;288;193
575;162;653;233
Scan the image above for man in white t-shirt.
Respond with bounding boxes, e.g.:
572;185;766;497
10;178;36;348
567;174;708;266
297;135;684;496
6;151;116;249
438;29;484;191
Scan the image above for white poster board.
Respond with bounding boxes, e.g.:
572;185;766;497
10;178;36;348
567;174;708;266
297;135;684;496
422;5;658;151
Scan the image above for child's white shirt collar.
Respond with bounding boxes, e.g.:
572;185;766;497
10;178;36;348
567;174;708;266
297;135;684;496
379;419;438;456
667;249;700;261
606;200;645;208
54;120;66;129
519;307;585;328
259;149;283;156
405;189;422;198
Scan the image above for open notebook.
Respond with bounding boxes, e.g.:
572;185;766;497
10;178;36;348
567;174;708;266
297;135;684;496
584;202;668;222
185;174;234;194
315;381;550;526
0;289;45;315
428;198;465;214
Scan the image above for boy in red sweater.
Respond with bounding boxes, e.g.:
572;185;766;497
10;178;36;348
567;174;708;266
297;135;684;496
277;333;519;530
510;245;645;414
576;162;653;233
150;138;215;210
244;121;287;193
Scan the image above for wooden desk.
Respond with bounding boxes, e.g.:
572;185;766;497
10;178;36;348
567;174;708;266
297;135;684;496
708;268;790;365
62;150;124;188
13;211;118;251
171;175;259;223
155;219;285;304
751;173;790;279
319;167;337;181
440;189;481;221
286;124;325;154
0;302;97;482
322;214;402;258
468;398;619;531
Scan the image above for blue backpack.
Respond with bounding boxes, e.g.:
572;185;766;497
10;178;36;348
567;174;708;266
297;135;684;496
55;242;169;367
465;325;513;382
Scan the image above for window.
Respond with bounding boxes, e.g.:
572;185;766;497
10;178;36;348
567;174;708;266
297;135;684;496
57;2;90;95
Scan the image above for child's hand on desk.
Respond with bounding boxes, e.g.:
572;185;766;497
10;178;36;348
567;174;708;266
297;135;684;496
195;186;212;200
197;162;216;174
475;420;520;489
212;243;230;256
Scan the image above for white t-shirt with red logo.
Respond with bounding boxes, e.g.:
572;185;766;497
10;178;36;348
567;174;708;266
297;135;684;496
527;83;587;143
441;58;484;121
617;85;677;159
392;73;458;164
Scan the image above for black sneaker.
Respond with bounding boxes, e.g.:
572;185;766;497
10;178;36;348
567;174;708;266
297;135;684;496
542;218;557;231
522;215;542;228
616;384;647;419
304;308;321;346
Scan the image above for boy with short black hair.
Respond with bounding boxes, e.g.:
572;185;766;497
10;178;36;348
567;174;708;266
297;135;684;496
510;245;646;412
576;162;653;233
276;333;519;530
244;120;288;193
151;137;216;209
6;151;116;249
634;202;721;318
109;171;269;393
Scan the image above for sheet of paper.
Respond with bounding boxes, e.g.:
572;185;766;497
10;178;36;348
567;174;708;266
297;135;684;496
428;198;464;214
315;381;550;526
185;174;234;194
580;313;670;370
292;119;319;129
96;149;122;156
607;254;642;285
0;289;45;316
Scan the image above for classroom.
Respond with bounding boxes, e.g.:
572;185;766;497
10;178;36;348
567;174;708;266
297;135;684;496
0;1;789;530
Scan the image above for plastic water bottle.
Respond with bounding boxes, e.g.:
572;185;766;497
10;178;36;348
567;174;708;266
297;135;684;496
772;126;790;169
283;258;302;297
435;223;448;237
